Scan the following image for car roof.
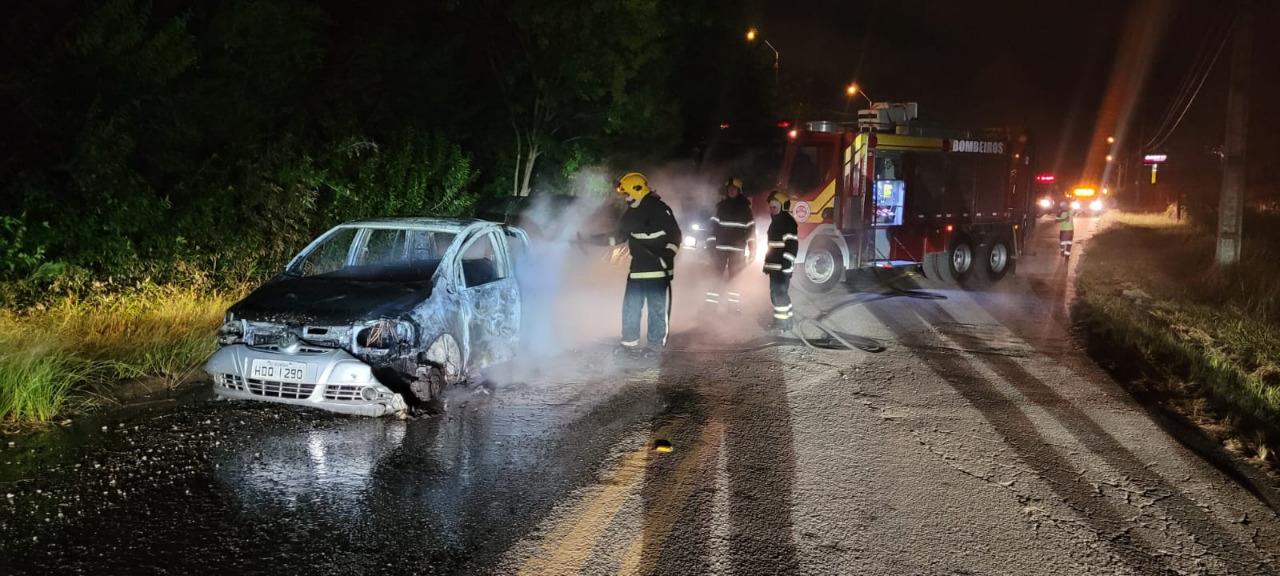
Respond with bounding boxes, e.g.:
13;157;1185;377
336;217;494;232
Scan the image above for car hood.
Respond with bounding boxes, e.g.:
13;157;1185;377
229;276;433;325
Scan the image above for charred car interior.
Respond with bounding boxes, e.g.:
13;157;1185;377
205;218;528;416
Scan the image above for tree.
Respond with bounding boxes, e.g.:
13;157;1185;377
479;0;668;196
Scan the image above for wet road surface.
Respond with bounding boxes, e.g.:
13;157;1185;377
5;216;1280;575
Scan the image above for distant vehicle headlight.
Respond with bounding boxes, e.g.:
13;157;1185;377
1070;200;1082;210
1037;197;1053;209
1089;199;1104;212
682;236;697;248
690;223;703;231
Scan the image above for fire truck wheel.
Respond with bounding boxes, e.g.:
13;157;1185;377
947;239;975;282
798;239;844;292
922;251;956;284
981;237;1013;282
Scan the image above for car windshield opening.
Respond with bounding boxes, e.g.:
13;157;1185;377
293;227;456;281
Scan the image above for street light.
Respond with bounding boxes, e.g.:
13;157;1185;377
845;83;873;106
746;27;779;91
1106;154;1113;162
1106;136;1115;144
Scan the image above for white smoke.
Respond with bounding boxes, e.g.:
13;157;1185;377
497;162;775;384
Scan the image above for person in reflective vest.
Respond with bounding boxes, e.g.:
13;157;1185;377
1057;200;1075;257
597;172;683;356
764;192;798;332
704;177;754;309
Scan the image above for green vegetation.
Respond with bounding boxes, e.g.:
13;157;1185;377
0;281;241;426
1;0;767;290
1076;211;1280;455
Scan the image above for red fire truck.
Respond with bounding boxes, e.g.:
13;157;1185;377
764;104;1035;291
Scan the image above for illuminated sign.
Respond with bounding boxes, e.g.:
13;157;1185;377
1143;154;1168;164
950;140;1006;154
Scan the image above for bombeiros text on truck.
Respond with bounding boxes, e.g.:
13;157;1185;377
762;102;1036;290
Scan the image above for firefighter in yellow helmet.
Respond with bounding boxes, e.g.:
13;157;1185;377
764;192;798;332
590;172;683;357
704;177;754;311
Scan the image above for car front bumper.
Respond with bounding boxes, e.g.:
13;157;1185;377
204;344;408;417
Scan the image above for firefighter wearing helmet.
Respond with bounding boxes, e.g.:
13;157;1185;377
593;172;683;357
704;177;754;310
764;192;799;332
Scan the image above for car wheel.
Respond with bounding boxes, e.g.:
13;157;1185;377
411;364;448;414
798;239;844;293
425;333;464;385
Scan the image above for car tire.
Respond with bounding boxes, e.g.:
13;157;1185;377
412;333;463;412
411;364;448;414
797;239;844;293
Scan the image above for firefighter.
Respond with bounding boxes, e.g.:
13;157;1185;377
704;177;754;310
598;172;683;357
764;192;798;332
1057;200;1075;257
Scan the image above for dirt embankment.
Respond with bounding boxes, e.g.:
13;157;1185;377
1074;212;1280;465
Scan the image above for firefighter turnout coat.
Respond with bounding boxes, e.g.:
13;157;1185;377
708;195;754;253
610;193;683;280
764;211;798;275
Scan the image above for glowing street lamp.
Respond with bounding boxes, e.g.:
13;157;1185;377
746;27;779;91
845;83;873;106
1106;136;1115;144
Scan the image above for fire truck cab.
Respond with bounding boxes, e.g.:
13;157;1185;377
769;103;1034;291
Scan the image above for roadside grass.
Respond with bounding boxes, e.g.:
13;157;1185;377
1077;211;1280;457
0;283;243;427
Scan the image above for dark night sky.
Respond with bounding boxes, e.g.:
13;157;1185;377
755;0;1279;198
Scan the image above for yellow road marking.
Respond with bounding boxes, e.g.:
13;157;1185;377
616;419;725;576
518;420;685;576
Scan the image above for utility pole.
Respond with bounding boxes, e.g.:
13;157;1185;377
1216;0;1252;265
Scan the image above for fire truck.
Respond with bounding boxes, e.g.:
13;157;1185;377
764;103;1035;291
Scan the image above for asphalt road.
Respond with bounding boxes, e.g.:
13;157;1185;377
4;215;1280;575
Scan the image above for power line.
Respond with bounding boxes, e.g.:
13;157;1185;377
1144;10;1237;150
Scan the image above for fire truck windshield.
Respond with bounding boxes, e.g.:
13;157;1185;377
786;143;833;192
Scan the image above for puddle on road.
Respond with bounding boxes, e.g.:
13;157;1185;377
1;372;662;575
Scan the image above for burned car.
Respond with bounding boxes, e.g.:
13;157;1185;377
205;218;528;416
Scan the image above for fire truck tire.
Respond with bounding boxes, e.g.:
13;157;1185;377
947;239;975;283
980;237;1014;282
798;239;844;293
922;252;958;284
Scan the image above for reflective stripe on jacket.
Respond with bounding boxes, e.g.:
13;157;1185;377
764;212;799;275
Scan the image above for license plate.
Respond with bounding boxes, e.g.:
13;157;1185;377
249;359;307;383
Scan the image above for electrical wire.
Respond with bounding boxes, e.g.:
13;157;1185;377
1144;11;1237;150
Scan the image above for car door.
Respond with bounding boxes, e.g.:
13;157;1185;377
455;228;520;368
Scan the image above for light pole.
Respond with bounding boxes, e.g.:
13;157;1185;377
746;27;779;92
846;83;873;106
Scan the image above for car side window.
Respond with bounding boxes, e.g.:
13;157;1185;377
460;232;506;288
